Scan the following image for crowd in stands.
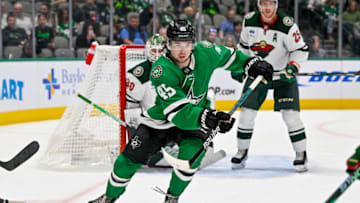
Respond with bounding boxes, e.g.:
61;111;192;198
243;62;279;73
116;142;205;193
1;0;360;59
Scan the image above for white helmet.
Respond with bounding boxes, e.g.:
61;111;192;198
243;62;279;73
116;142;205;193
257;0;278;17
146;34;165;63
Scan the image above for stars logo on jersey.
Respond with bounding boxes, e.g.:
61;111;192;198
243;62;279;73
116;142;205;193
130;136;142;150
187;86;205;105
250;40;274;58
151;65;163;78
133;66;144;77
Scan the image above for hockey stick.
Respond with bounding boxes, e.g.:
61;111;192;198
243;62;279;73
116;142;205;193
325;167;360;203
274;70;360;77
161;75;264;171
77;93;129;128
0;141;40;171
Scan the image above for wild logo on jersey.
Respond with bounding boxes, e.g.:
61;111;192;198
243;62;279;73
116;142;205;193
250;40;274;58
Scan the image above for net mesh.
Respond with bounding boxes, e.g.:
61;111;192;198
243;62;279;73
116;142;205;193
39;45;146;170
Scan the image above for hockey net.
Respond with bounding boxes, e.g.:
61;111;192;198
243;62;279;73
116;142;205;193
39;45;146;170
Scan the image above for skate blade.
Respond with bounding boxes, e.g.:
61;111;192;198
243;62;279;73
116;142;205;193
295;164;308;173
231;162;246;170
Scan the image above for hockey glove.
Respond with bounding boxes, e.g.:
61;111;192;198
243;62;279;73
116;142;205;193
199;109;235;133
244;56;273;83
346;146;360;179
280;62;299;83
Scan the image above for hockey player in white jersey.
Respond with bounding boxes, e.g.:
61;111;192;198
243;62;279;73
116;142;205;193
125;34;225;169
231;0;309;172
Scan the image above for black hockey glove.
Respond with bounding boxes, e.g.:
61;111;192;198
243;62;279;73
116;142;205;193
199;109;235;133
244;56;274;83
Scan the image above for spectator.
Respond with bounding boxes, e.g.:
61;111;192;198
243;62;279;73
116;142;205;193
342;0;360;46
35;14;55;54
22;40;33;58
72;1;85;24
120;12;148;45
75;22;98;49
160;6;176;28
202;0;220;16
97;0;111;25
39;3;55;27
2;13;27;47
222;34;237;48
51;0;68;10
173;0;187;16
12;2;32;35
85;10;100;35
140;4;154;28
184;6;196;25
106;26;121;45
321;0;338;40
157;0;172;13
82;0;98;21
233;20;242;44
353;21;360;55
1;1;7;29
219;9;236;40
147;17;161;37
159;27;167;39
206;28;221;44
114;0;136;19
309;35;327;58
56;7;77;39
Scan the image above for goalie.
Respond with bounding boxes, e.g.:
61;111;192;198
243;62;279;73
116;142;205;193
124;34;225;169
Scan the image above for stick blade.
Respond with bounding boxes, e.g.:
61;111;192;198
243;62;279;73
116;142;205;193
0;141;40;171
161;147;191;170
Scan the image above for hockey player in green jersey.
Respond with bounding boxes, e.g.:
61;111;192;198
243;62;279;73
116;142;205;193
230;0;310;172
125;34;227;169
89;19;273;203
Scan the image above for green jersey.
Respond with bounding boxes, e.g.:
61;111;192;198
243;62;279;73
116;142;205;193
140;41;250;130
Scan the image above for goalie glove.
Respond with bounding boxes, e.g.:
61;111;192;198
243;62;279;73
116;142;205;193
199;109;235;133
346;146;360;179
280;61;299;83
244;56;273;83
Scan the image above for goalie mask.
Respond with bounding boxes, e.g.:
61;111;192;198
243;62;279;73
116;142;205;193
257;0;278;20
146;34;165;63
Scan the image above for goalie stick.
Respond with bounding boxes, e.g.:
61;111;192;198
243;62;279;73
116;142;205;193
0;141;39;171
325;166;360;203
162;75;264;171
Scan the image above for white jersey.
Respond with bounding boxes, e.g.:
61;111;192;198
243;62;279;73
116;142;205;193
125;60;156;127
239;11;309;80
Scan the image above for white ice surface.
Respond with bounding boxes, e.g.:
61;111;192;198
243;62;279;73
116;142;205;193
0;110;360;203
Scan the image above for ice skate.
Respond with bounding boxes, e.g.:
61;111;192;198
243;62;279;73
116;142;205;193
293;151;308;172
231;149;248;169
88;194;117;203
164;195;179;203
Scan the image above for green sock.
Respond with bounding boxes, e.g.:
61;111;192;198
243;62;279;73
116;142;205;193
105;154;142;198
